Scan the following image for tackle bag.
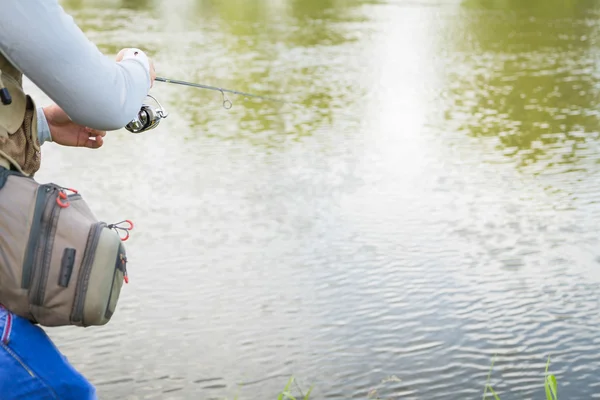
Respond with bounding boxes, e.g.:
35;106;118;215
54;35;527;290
0;166;132;327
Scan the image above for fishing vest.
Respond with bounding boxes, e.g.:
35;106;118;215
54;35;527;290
0;52;41;177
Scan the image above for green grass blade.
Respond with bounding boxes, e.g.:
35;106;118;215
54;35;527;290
285;377;294;391
487;386;501;400
303;386;313;400
543;355;558;400
545;375;558;400
549;375;558;399
545;382;553;400
277;377;296;400
483;356;497;400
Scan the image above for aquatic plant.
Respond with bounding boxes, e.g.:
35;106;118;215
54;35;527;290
227;355;558;399
276;377;313;400
483;355;558;400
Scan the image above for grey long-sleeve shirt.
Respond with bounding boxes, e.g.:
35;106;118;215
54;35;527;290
0;0;153;144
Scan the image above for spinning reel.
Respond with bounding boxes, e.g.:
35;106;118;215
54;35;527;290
125;94;169;134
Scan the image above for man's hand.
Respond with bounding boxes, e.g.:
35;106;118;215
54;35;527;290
116;48;156;88
43;104;106;149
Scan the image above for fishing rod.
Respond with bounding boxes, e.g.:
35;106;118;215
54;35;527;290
155;76;287;107
125;76;287;134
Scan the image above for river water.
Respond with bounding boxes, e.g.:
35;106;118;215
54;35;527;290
26;0;600;398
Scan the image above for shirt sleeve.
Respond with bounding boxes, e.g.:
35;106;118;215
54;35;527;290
36;106;52;145
0;0;152;132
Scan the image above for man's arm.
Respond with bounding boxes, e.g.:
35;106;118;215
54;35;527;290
0;0;152;132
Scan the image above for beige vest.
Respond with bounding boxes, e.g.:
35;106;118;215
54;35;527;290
0;53;41;177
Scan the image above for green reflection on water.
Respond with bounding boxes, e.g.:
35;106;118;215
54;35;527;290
59;0;374;148
447;0;600;170
61;0;152;9
162;0;374;146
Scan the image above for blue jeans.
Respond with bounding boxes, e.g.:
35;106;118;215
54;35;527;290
0;306;97;399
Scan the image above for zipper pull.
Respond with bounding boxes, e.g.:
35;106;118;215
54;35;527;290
119;254;129;284
55;187;78;208
108;219;134;241
56;190;69;208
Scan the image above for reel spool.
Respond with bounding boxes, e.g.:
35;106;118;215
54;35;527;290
125;94;169;134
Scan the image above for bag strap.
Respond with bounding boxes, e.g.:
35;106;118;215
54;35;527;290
0;166;29;190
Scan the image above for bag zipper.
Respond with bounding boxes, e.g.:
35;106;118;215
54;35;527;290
71;222;105;325
30;191;62;306
21;184;55;289
103;243;126;320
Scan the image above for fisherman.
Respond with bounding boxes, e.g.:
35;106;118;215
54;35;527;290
0;1;155;398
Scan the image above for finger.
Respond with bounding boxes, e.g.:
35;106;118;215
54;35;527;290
85;135;104;149
116;48;128;62
149;59;156;88
85;127;106;137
